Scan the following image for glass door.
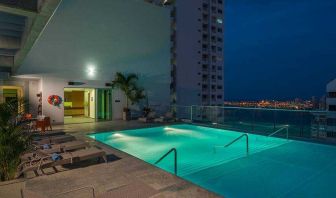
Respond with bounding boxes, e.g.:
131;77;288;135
96;89;112;121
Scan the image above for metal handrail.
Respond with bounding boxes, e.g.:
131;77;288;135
155;148;177;175
268;125;289;139
214;134;249;154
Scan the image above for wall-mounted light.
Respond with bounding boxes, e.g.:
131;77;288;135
87;64;96;78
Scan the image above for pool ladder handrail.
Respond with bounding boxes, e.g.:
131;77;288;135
155;148;177;175
214;133;249;155
268;125;289;139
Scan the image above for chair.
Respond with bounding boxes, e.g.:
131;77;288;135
33;134;76;145
17;147;107;178
34;117;52;133
44;117;52;131
21;140;89;161
24;114;33;120
154;112;175;123
138;111;156;123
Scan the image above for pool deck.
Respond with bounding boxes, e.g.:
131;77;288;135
0;120;220;198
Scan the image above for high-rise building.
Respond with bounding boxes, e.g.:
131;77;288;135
327;78;336;112
326;78;336;136
146;0;225;106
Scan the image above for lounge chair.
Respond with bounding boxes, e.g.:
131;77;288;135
154;112;174;123
21;140;89;161
16;147;107;178
138;111;156;123
31;129;65;137
33;134;76;145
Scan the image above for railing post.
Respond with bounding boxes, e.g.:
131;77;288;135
300;112;304;137
190;106;193;122
216;106;219;124
273;110;276;132
222;106;225;125
252;107;256;132
174;148;177;175
246;134;249;154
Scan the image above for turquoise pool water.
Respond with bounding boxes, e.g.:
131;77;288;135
88;124;336;197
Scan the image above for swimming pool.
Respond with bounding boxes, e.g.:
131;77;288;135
88;124;336;197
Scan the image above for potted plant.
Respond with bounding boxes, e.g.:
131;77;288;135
112;72;146;120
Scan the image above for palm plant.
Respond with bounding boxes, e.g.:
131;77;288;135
0;99;31;181
111;72;146;120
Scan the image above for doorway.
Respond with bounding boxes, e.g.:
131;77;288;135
0;86;24;113
64;88;96;124
96;89;112;121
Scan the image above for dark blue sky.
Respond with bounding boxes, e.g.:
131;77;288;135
224;0;336;100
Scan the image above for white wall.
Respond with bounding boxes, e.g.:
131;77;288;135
89;89;95;118
41;77;65;124
28;79;40;116
112;89;126;120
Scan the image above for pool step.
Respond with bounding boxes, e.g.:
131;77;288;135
176;140;288;177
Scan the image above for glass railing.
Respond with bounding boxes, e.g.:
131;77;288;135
149;105;336;143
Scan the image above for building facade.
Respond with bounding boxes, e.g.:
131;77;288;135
327;78;336;112
146;0;225;106
0;0;171;124
326;78;336;136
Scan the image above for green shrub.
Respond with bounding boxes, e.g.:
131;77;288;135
111;72;146;110
0;99;31;181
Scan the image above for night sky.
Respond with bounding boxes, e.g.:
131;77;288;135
224;0;336;101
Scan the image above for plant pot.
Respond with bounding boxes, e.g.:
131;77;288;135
123;111;131;121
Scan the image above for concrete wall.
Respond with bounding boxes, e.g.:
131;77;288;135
41;77;65;124
89;89;96;119
112;89;127;120
28;79;41;115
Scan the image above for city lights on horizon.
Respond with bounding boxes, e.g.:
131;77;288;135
224;97;326;110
